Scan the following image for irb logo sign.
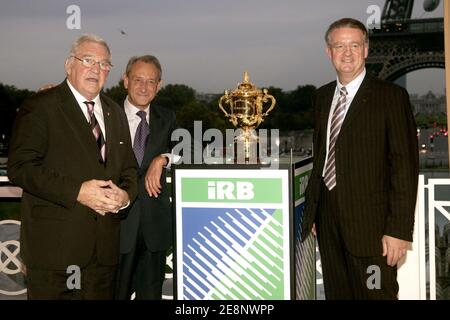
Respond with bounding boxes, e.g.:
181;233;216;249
208;181;254;200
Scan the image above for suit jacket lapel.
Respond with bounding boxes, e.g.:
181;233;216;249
340;74;371;133
101;95;113;163
56;81;101;162
320;83;336;132
318;83;336;155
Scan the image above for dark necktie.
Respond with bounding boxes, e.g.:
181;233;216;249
133;110;149;166
323;87;347;190
84;101;106;163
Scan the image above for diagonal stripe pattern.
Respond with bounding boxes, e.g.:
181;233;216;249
323;87;347;190
182;208;285;300
84;101;106;162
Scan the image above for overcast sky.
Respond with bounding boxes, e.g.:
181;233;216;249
0;0;445;95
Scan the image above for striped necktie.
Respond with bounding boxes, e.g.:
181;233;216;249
323;87;347;190
84;101;106;163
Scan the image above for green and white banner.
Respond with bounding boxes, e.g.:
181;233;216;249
175;169;291;300
293;162;315;300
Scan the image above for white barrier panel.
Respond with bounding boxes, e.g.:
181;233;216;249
397;175;426;299
427;177;450;300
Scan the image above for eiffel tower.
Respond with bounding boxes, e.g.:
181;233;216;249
366;0;444;81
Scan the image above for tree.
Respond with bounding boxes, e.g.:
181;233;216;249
0;83;34;140
259;85;316;131
285;85;316;130
265;86;287;113
176;100;227;133
258;87;286;130
415;112;447;129
154;84;196;112
103;80;127;105
287;85;316;112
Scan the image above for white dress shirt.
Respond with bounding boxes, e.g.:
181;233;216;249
322;69;366;177
124;96;180;167
66;80;106;140
124;96;150;148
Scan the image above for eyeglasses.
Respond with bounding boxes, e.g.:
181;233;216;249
330;42;364;53
72;56;113;71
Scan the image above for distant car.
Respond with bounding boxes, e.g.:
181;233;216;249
420;144;427;154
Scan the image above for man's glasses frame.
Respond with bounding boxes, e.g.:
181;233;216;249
329;42;365;53
72;56;113;71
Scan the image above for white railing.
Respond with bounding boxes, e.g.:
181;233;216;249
426;176;450;299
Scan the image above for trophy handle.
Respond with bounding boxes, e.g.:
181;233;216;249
262;90;276;116
218;94;231;118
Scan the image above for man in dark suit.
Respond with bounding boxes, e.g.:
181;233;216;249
114;55;176;300
302;18;418;299
7;34;138;299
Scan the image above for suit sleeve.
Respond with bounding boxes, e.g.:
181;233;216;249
7;98;81;208
384;87;419;241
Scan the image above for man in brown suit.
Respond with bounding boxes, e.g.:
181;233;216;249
302;18;418;299
7;34;137;299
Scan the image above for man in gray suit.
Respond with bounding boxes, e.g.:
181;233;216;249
302;18;418;299
114;55;176;300
8;34;137;299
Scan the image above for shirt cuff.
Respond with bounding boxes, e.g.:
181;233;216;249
118;200;130;212
161;153;181;169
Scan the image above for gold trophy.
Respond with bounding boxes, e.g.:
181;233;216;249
219;71;276;162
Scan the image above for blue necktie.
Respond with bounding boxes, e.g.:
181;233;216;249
133;110;149;166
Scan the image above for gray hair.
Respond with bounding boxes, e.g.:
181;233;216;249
69;34;111;57
325;18;369;46
125;55;162;81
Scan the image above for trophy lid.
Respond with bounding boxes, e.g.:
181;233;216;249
232;71;261;97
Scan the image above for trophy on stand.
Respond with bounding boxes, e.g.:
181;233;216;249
219;71;276;163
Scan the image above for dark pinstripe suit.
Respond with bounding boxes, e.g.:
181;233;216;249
302;73;419;299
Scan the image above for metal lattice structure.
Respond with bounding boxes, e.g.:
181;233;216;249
366;0;444;81
382;0;415;21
